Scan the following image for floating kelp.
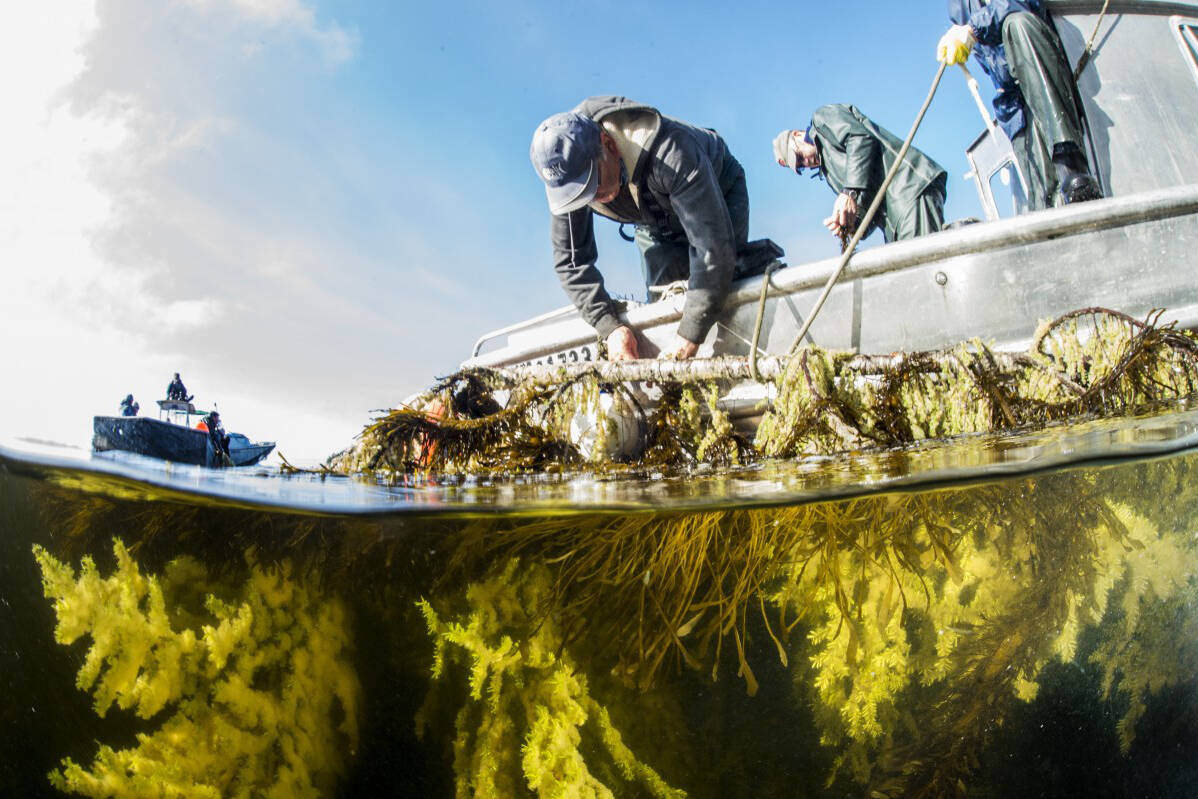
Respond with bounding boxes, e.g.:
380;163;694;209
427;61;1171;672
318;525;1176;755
758;307;1198;457
33;541;360;798
334;308;1198;476
333;368;746;476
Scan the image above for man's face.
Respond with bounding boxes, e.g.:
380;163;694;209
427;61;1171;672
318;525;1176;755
594;133;622;204
791;132;820;171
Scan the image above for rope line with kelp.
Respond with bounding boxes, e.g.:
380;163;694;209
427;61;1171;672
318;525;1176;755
331;307;1198;476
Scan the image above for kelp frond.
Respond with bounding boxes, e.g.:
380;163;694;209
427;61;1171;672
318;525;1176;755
335;308;1198;475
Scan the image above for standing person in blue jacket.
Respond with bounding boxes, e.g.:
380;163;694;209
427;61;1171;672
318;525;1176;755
938;0;1102;208
530;97;749;361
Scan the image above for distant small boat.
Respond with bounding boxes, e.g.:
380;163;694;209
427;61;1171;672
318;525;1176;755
92;400;275;468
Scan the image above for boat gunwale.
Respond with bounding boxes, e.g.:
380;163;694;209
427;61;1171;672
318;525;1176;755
1047;0;1198;15
464;183;1198;368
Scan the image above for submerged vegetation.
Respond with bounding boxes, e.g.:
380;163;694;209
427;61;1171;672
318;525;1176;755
22;448;1198;797
433;464;1198;796
334;308;1198;476
33;541;360;798
416;559;685;798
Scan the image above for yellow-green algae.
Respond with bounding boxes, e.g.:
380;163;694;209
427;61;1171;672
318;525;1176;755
27;437;1198;796
33;540;361;798
757;309;1198;457
422;459;1198;796
334;371;745;476
416;558;686;799
334;308;1198;476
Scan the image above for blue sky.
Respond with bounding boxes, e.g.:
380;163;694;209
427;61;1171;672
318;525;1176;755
2;1;992;462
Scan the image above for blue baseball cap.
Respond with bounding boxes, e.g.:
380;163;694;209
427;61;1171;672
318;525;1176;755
530;112;601;215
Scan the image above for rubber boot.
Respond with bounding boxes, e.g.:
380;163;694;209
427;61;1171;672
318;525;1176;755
1052;143;1102;204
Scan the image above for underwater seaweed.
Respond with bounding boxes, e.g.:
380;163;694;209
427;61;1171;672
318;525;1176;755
425;461;1198;796
416;558;685;798
33;540;361;798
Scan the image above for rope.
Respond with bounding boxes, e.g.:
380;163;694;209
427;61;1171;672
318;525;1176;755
787;63;947;356
748;263;779;382
1073;0;1113;82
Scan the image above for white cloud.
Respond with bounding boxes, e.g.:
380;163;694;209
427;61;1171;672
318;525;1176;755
182;0;357;63
0;8;159;443
0;2;461;462
0;7;241;453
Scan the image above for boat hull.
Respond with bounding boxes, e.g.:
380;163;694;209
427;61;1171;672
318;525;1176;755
92;416;275;468
467;185;1198;365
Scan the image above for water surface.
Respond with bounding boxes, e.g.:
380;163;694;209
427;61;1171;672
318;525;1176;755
2;408;1196;797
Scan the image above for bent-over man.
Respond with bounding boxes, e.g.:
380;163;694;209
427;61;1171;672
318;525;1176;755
938;0;1101;208
773;104;947;243
530;96;749;361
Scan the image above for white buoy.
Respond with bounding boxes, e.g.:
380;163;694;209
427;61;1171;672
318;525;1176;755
567;390;645;462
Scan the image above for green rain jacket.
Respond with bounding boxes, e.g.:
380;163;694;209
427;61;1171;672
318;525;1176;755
809;104;947;242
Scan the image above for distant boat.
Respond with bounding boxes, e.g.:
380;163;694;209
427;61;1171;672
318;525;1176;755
92;400;275;468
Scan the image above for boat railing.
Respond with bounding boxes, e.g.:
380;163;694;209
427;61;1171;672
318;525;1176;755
471;303;583;357
157;399;209;426
462;183;1198;369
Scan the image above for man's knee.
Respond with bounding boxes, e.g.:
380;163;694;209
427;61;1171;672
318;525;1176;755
1001;11;1041;42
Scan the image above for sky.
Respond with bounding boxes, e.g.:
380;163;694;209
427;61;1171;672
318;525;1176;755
1;1;993;464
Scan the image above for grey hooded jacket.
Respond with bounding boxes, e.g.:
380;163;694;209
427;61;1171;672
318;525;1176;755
549;96;740;344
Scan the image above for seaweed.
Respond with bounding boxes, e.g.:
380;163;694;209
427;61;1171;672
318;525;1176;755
333;308;1198;476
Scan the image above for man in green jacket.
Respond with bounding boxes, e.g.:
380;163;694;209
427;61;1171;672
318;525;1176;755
773;104;947;242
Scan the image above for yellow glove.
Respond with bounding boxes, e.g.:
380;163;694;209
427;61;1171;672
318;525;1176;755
937;24;975;65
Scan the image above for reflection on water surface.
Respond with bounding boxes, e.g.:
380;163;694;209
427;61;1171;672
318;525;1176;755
1;408;1197;796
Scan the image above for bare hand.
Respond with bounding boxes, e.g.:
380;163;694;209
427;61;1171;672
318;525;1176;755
823;191;859;237
667;335;699;360
605;325;640;361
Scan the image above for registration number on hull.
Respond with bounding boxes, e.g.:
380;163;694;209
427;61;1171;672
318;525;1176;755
517;344;596;367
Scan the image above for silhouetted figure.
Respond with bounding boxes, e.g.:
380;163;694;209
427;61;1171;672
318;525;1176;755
203;411;231;463
119;394;139;417
166;373;193;402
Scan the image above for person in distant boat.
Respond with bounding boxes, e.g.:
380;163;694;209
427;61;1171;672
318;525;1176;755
530;97;750;361
166;372;193;402
203;411;230;458
119;394;139;417
773;105;948;243
937;0;1102;208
